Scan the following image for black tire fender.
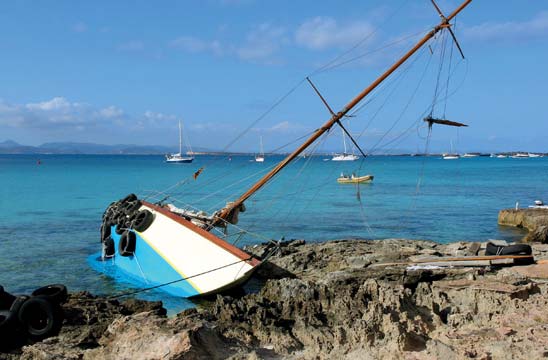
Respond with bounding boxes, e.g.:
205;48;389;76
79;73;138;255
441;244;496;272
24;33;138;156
18;297;63;340
103;236;115;257
132;210;154;232
31;285;68;305
124;200;142;215
119;231;137;257
121;193;137;204
100;223;112;243
115;223;126;235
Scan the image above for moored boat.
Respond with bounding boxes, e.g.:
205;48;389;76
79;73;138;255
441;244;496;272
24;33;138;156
166;120;194;163
255;136;265;162
442;153;459;160
337;173;374;184
332;128;359;161
462;153;479;158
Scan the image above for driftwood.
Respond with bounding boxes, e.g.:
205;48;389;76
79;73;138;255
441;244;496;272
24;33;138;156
371;254;534;268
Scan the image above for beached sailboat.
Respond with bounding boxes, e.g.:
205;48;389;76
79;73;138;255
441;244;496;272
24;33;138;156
165;121;194;163
332;128;359;161
255;136;265;162
93;0;473;298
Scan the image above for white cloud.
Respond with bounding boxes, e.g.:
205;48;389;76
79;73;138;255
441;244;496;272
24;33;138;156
0;98;126;129
98;106;124;119
463;11;548;42
26;97;74;111
236;23;288;63
295;17;375;50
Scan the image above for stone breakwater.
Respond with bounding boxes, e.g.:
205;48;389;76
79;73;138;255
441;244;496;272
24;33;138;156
498;208;548;243
3;239;548;359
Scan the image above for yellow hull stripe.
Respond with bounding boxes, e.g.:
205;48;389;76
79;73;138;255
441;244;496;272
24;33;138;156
136;230;203;294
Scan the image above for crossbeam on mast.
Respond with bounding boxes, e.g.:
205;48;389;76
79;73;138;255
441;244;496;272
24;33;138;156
215;0;473;225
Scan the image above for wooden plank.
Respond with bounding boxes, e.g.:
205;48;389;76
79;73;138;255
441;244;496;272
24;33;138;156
371;255;533;268
412;255;533;263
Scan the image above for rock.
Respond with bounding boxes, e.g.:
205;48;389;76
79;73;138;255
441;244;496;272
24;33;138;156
524;225;548;243
5;239;548;359
499;208;548;243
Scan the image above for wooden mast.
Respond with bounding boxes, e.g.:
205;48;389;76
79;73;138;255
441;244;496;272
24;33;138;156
216;0;472;223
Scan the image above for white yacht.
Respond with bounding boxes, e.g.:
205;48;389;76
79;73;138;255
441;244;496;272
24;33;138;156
166;120;194;163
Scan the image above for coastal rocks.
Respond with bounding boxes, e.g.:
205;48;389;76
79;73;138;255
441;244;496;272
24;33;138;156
86;311;238;359
498;208;548;243
524;225;548;243
4;239;548;359
1;292;166;360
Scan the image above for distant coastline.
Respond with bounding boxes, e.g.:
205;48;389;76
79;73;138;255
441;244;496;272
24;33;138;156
0;139;545;157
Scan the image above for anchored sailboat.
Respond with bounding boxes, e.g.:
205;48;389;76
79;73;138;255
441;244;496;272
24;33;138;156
332;128;359;161
93;0;473;298
442;140;459;160
255;136;265;162
166;120;194;163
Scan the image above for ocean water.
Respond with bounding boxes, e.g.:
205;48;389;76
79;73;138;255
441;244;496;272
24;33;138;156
1;154;546;313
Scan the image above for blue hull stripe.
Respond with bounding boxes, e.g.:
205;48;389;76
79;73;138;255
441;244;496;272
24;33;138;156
92;227;200;298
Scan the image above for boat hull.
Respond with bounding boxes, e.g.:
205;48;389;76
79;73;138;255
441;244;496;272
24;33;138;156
337;175;374;184
166;157;194;163
331;154;359;161
94;201;260;298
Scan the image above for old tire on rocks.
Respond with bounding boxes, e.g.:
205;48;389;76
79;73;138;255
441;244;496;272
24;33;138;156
18;297;63;340
0;310;20;350
31;284;68;305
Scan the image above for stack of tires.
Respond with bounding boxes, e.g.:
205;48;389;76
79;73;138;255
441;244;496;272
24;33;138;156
0;284;67;350
100;194;154;258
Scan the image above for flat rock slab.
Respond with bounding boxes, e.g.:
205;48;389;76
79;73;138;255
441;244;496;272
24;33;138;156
434;278;531;295
507;263;548;279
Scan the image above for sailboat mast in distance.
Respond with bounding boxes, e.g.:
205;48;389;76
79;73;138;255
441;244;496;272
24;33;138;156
216;0;473;223
165;119;194;163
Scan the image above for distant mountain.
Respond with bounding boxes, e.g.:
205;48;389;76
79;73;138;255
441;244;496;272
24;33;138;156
0;140;211;155
0;140;44;154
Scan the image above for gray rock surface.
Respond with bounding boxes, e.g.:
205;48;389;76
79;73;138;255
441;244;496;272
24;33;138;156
3;239;548;359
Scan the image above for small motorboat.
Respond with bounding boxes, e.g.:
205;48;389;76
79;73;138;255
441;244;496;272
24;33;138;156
337;173;374;184
529;200;548;209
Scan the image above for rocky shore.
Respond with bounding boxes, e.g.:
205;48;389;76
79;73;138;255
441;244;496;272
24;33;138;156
3;239;548;359
498;208;548;243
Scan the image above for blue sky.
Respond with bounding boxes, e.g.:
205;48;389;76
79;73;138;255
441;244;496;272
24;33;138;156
0;0;547;153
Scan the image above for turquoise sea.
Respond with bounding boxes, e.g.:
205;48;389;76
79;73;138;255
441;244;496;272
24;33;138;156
1;154;547;313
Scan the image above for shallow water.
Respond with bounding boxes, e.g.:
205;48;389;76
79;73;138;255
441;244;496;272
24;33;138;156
0;154;545;313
